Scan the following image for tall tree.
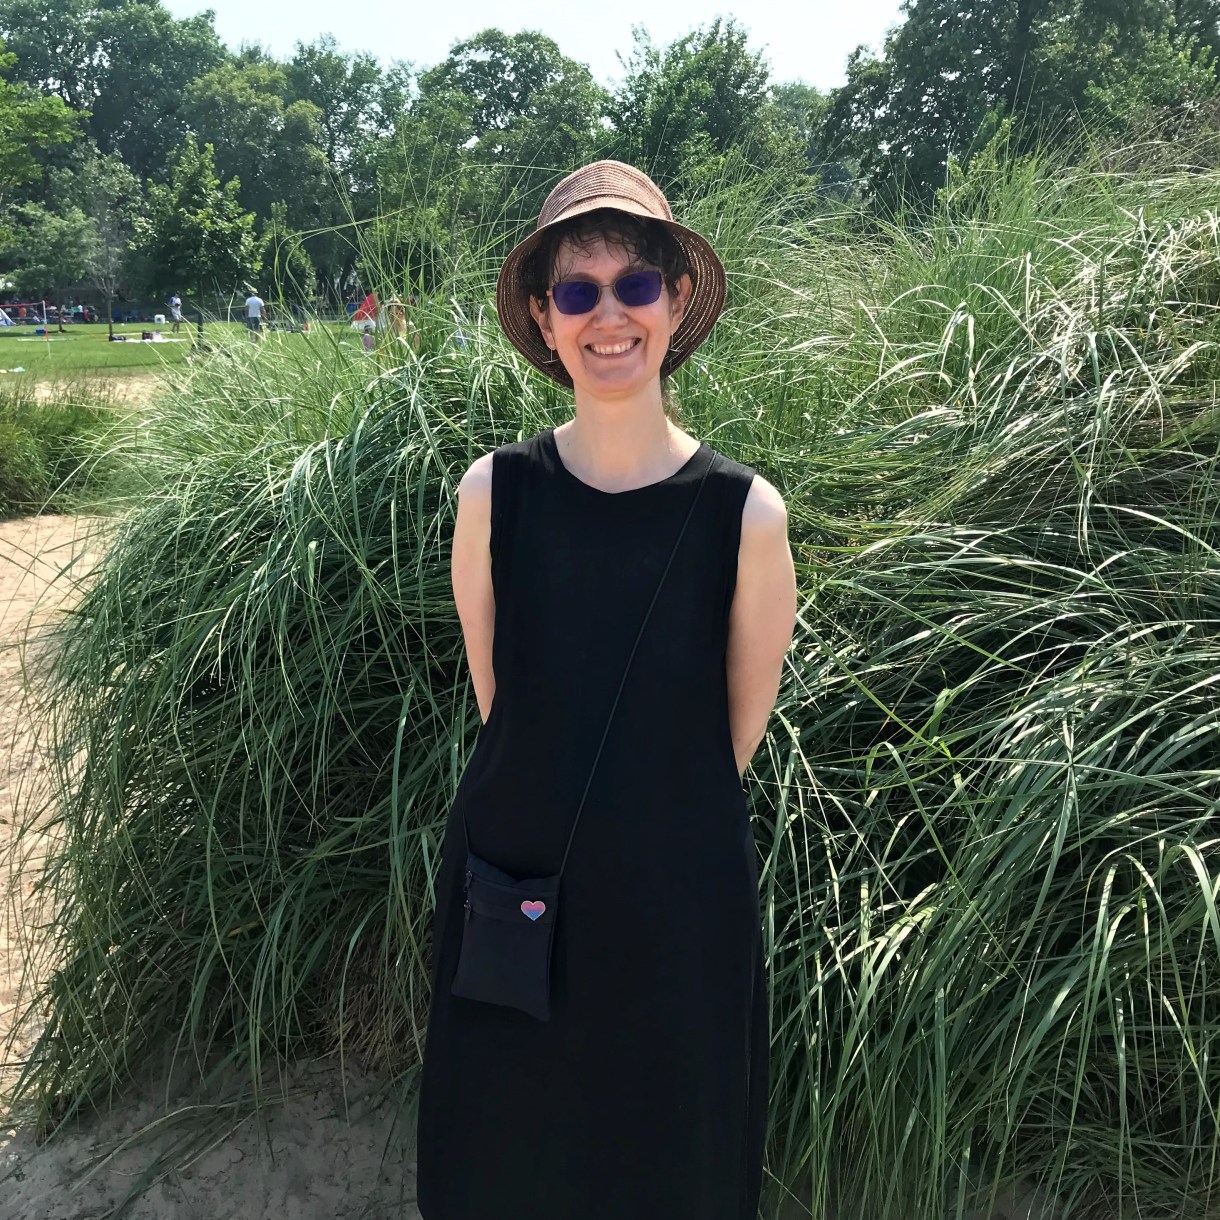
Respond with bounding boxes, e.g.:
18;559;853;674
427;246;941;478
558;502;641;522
185;60;331;227
8;203;95;329
416;29;608;231
0;38;77;208
0;0;226;178
286;36;408;176
48;148;142;335
819;0;1220;216
606;20;773;188
132;135;259;300
258;200;315;303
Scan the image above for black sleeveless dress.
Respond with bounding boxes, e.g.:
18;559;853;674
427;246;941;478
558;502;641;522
416;426;768;1220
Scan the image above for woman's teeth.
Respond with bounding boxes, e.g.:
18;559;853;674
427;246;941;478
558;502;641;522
588;340;638;355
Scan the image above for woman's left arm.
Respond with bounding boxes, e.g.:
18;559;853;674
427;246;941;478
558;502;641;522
726;477;799;779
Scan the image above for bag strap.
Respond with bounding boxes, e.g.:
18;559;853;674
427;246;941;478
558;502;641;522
462;446;718;875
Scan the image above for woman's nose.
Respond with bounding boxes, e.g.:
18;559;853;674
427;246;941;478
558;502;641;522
589;283;629;324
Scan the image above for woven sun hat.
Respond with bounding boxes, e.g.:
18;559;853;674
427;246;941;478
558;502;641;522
495;160;727;388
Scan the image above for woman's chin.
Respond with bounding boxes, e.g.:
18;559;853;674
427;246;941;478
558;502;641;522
569;353;661;397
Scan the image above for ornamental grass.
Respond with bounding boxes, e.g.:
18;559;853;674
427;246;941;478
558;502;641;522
5;133;1220;1219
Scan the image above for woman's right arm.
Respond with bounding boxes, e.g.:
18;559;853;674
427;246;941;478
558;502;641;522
451;452;497;723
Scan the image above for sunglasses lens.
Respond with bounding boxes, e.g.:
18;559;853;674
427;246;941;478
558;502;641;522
550;280;600;315
615;270;663;307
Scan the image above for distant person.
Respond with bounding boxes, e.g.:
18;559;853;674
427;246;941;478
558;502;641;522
244;291;264;341
169;292;183;334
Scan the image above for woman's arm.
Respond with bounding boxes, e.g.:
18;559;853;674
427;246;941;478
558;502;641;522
726;478;798;778
451;452;497;723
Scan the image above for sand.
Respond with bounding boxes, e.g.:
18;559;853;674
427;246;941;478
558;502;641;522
0;513;422;1219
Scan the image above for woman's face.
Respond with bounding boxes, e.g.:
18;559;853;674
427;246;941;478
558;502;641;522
528;235;692;400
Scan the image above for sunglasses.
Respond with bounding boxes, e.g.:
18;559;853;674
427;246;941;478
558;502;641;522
547;269;664;316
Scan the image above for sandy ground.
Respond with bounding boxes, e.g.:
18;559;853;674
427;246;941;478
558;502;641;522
30;372;162;408
0;513;421;1219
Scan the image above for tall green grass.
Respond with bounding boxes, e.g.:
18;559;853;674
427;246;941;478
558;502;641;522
5;132;1220;1219
0;382;129;518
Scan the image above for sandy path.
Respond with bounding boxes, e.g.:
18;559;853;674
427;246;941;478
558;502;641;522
31;372;162;408
0;514;421;1219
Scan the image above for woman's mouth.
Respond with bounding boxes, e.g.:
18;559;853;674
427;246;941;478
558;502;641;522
586;338;641;358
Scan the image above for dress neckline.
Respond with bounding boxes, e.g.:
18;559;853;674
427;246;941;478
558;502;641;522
544;427;708;497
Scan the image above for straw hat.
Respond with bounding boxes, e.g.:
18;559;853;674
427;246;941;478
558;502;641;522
495;160;727;388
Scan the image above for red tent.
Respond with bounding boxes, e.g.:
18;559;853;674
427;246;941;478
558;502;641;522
352;292;379;322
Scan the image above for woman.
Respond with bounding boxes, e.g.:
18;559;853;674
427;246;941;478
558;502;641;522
416;160;798;1220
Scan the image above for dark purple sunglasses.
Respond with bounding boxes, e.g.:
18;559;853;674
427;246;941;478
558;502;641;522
548;269;664;315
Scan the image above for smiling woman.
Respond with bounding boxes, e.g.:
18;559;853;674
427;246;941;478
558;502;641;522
415;161;798;1220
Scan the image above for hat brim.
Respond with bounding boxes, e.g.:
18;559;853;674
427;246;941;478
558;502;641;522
495;207;726;389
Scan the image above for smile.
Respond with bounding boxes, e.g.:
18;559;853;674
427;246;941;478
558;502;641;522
586;339;641;357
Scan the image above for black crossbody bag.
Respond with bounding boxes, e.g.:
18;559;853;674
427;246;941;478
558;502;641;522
450;452;717;1021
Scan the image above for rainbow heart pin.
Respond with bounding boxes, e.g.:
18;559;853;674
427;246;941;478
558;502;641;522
521;900;546;921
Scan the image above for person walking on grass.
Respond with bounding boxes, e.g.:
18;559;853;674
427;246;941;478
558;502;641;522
244;289;264;341
169;292;184;334
415;160;798;1220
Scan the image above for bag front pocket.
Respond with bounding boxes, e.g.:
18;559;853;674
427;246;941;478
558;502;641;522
450;853;560;1022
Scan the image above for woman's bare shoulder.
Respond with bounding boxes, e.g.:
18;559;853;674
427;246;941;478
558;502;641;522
457;450;495;505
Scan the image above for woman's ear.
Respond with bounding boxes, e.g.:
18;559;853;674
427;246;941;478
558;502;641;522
528;294;554;352
669;273;694;330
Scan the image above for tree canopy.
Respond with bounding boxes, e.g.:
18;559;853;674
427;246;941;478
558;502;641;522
0;0;1216;302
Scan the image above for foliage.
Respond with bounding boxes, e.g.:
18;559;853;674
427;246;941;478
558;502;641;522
818;0;1220;215
259;200;315;301
0;380;122;516
415;29;609;235
7;202;95;323
132;135;260;298
285;35;410;177
184;60;331;226
606;19;776;187
0;0;226;178
7;139;1220;1220
0;39;77;205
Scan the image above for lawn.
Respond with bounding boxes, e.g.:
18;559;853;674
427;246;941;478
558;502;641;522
0;320;352;379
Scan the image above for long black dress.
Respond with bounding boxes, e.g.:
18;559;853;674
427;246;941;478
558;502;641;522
416;426;768;1220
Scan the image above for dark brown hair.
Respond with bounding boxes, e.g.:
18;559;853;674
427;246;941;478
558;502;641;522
520;208;691;307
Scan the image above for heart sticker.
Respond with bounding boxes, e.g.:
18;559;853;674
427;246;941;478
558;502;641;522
521;900;546;921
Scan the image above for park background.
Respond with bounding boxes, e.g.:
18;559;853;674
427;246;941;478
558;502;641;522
2;1;1220;1218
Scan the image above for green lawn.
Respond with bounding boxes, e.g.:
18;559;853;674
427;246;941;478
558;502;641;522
0;320;367;381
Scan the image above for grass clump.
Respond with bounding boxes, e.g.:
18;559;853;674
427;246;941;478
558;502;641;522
6;135;1220;1219
0;383;128;518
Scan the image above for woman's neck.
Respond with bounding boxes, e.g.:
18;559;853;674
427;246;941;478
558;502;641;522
555;400;695;489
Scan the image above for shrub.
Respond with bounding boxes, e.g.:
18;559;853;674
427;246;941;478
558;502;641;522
0;384;125;518
7;144;1220;1219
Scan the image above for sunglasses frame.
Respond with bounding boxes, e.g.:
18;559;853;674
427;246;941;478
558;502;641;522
547;269;665;316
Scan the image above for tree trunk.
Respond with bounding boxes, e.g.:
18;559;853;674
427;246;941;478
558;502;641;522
1006;0;1049;114
107;291;114;340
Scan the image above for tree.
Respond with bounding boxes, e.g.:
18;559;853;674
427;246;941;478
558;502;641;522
133;135;259;301
286;36;408;177
259;201;315;304
606;20;773;188
0;39;77;208
417;29;609;233
818;0;1220;216
0;0;226;178
48;148;142;336
8;203;95;329
185;60;331;227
